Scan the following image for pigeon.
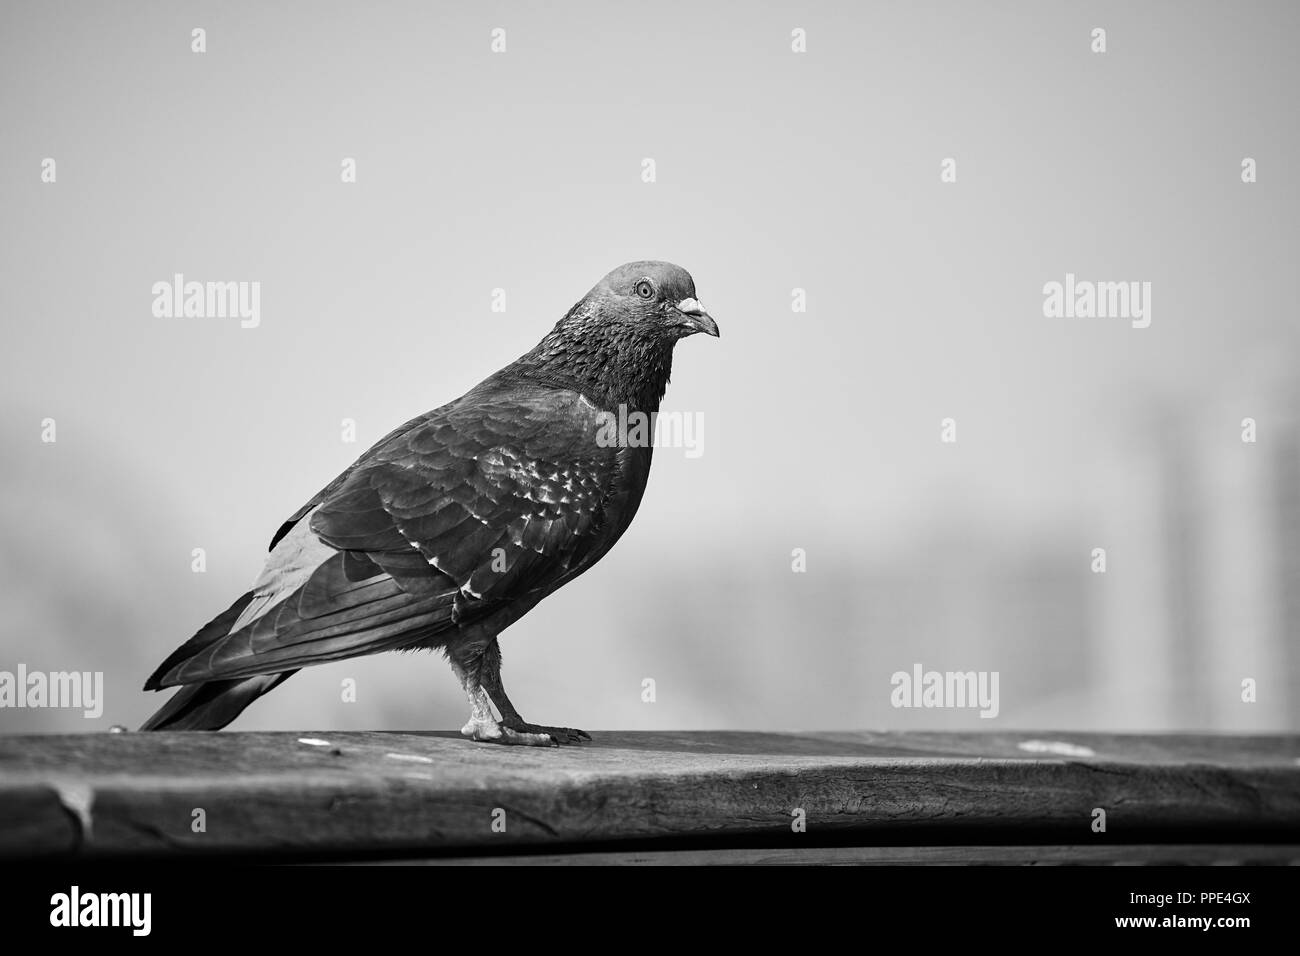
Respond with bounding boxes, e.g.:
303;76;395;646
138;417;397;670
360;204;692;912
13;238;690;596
141;261;718;744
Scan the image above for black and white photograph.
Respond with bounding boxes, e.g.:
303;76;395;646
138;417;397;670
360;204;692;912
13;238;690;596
1;0;1296;932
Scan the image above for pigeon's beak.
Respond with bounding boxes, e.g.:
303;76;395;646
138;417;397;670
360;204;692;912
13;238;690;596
674;298;720;337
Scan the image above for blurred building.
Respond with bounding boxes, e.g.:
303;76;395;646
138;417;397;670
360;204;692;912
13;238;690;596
1089;355;1298;730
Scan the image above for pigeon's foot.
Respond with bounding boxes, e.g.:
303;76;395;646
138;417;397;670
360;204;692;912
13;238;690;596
452;658;569;746
460;711;555;747
501;716;591;745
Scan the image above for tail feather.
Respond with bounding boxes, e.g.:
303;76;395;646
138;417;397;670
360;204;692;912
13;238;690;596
144;591;255;692
140;671;297;731
142;590;293;730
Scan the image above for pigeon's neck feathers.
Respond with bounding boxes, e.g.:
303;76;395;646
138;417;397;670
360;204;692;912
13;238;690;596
496;301;676;413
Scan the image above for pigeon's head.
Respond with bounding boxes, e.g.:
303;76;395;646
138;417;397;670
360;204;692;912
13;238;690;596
519;260;718;411
575;261;719;341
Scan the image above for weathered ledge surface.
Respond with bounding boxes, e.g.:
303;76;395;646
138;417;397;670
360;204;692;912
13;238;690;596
2;730;1297;861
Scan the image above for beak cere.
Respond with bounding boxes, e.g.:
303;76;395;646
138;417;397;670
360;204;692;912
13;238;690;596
675;298;720;337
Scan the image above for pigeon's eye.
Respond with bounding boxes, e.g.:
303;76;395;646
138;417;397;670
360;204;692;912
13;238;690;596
634;279;655;300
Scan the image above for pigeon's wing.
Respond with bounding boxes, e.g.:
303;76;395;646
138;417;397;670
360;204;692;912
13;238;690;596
310;387;621;606
267;410;435;551
151;386;620;687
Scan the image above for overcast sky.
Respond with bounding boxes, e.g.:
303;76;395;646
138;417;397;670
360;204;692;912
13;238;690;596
3;1;1297;733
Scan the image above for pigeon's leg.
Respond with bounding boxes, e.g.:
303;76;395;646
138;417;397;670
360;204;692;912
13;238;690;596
448;655;554;747
480;639;592;745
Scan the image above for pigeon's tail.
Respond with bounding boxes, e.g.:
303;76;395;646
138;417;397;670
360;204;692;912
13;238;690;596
144;591;256;693
141;589;295;731
140;671;297;730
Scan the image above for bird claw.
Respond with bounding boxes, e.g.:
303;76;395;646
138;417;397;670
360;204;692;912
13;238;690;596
502;719;591;745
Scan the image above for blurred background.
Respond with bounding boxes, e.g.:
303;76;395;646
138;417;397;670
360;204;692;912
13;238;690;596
2;1;1297;734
